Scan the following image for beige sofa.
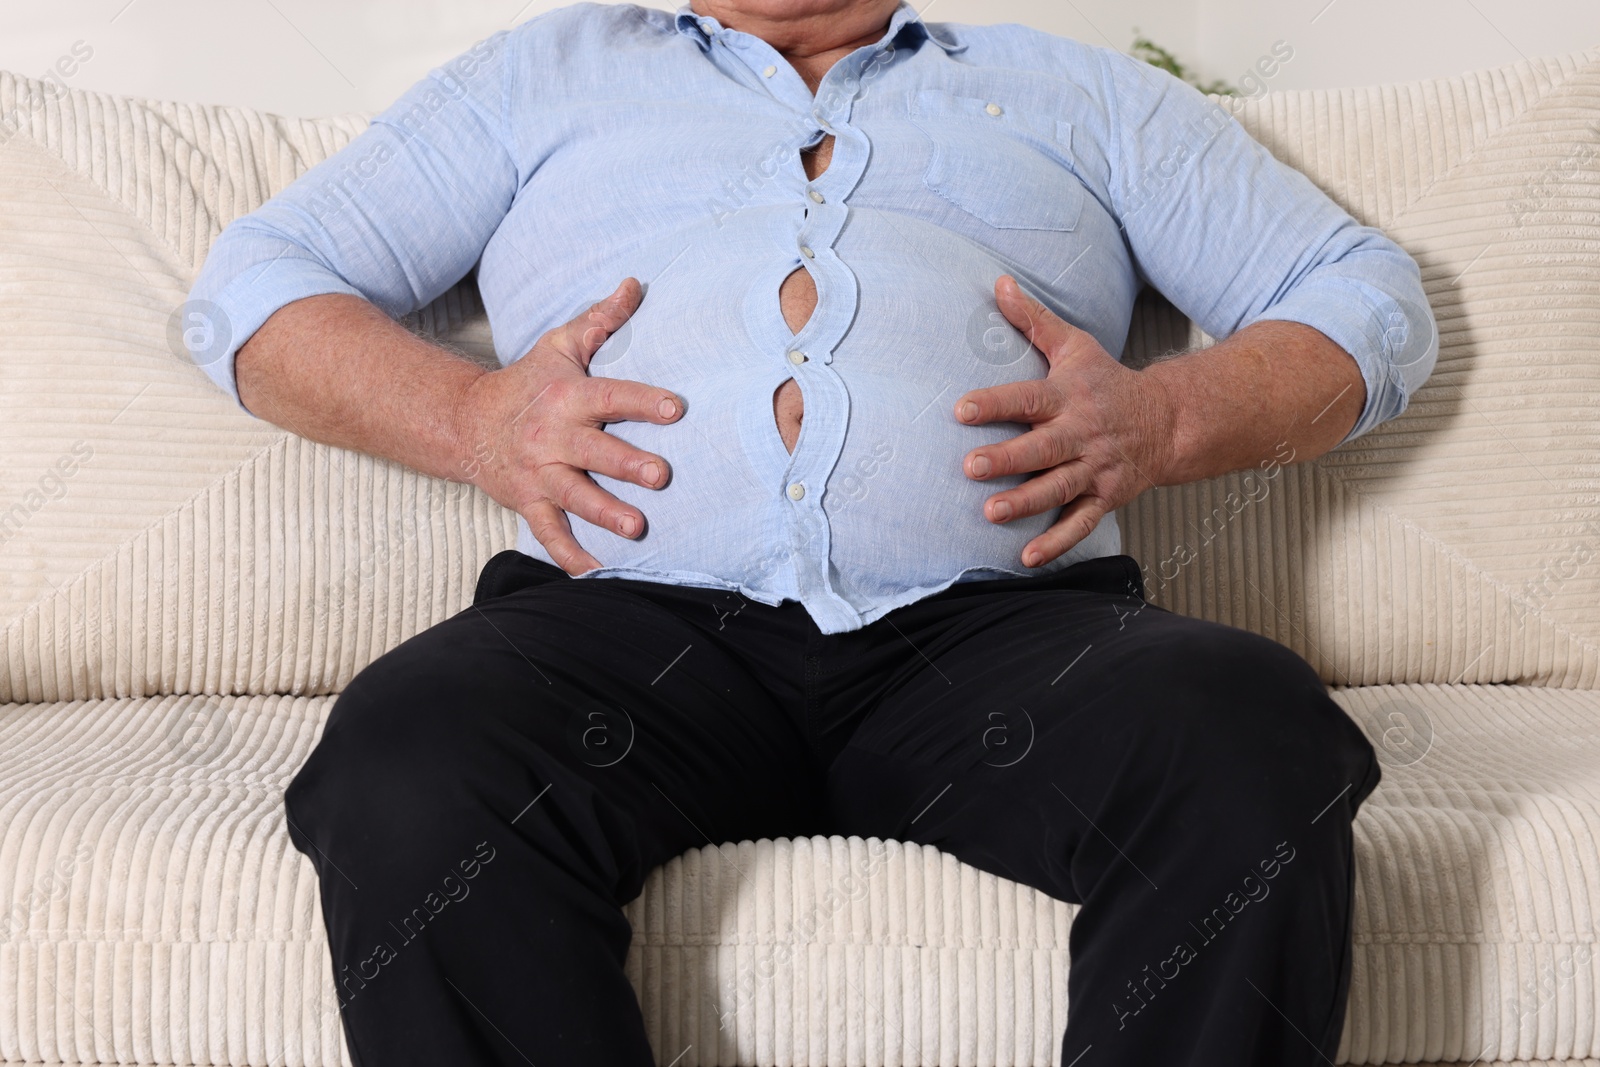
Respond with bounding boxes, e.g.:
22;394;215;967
0;41;1597;1067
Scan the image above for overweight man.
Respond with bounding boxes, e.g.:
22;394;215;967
186;1;1438;1063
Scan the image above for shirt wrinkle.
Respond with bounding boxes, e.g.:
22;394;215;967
185;0;1438;634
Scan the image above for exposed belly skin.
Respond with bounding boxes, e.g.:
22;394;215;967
771;133;834;455
773;267;815;453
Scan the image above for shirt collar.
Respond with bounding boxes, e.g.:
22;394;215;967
673;2;965;55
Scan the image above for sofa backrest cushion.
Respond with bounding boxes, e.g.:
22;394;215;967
1121;48;1600;688
0;47;1596;701
0;74;511;703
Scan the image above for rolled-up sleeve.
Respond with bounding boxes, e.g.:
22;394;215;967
184;29;521;417
1099;49;1438;445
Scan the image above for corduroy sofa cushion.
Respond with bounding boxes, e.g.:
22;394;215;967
1121;51;1600;687
2;36;1600;1067
0;684;1596;1065
1;49;1599;700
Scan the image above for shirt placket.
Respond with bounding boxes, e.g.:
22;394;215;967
706;19;890;631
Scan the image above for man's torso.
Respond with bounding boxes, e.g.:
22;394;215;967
457;3;1140;632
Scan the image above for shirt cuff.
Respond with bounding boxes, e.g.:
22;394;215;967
185;256;367;419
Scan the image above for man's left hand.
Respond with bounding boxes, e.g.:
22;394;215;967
955;275;1177;568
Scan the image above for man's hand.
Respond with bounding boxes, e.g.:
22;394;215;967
954;275;1177;569
454;278;684;576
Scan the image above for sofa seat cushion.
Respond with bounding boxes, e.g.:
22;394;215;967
0;683;1595;1066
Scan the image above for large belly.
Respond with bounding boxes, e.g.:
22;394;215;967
574;209;1079;602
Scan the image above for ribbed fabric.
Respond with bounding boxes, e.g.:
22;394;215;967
1335;685;1600;1065
1121;50;1600;689
0;694;342;1066
2;44;1599;1067
622;836;1076;1067
3;49;1600;700
0;74;513;707
0;685;1596;1066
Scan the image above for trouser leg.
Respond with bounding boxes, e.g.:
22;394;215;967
284;552;822;1066
822;559;1380;1066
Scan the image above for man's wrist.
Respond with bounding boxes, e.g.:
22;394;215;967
1139;358;1188;488
444;362;492;486
1133;320;1367;490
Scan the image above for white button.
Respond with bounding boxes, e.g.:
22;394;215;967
788;349;808;365
699;18;716;33
787;482;806;501
985;102;1004;116
800;245;815;259
808;189;825;204
763;64;777;78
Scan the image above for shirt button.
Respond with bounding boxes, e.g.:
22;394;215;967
763;64;777;78
985;102;1004;116
788;349;808;365
800;245;815;259
808;188;825;204
787;482;806;501
699;18;716;33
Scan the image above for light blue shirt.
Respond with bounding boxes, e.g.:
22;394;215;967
186;1;1437;634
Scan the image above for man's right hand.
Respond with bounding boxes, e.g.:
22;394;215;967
453;278;682;575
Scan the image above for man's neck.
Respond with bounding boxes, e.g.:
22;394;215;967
688;1;900;92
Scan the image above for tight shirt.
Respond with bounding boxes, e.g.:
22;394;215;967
187;2;1438;633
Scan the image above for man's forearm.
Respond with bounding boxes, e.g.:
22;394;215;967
236;294;486;483
1144;319;1367;486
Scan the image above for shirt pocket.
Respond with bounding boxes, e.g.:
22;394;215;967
907;88;1084;232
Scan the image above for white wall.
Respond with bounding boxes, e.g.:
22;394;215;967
0;0;1593;117
0;0;1195;117
1195;0;1600;96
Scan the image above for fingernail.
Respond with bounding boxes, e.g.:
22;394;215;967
970;455;991;478
992;500;1013;521
1023;550;1041;566
643;461;662;486
658;397;678;419
618;514;638;537
959;402;978;422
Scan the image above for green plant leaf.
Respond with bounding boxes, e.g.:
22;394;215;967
1130;28;1238;96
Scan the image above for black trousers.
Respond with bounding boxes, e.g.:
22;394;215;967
285;549;1380;1067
